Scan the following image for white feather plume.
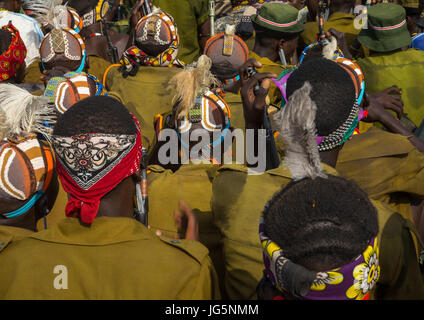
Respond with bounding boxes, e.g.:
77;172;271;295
0;83;56;140
23;0;67;29
273;81;326;181
322;36;338;60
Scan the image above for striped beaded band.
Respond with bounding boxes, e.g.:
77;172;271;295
368;19;406;31
316;102;360;152
257;14;298;28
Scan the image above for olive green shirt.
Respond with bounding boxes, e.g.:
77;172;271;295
105;65;182;153
337;127;424;223
0;225;33;248
0;217;220;300
211;162;424;300
147;163;226;297
87;55;111;83
152;0;209;65
301;12;361;49
357;49;424;127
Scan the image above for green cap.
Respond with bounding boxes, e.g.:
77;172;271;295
250;2;305;34
358;3;411;53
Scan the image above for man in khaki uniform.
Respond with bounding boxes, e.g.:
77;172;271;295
356;3;424;128
147;55;232;298
210;57;424;299
104;8;184;154
0;96;220;300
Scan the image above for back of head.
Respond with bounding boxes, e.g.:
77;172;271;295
205;25;250;81
52;96;142;225
0;24;27;83
39;27;86;73
286;58;355;137
358;3;411;52
44;72;107;116
168;55;231;160
53;95;136;137
252;2;305;39
22;1;84;34
0;29;11;55
264;175;378;270
66;0;99;17
0;135;58;231
133;8;179;59
260;174;380;300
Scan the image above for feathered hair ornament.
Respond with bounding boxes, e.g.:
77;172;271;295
273;81;327;181
0;83;56;140
168;55;221;120
23;0;71;29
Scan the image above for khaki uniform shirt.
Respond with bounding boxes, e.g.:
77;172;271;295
105;65;182;153
0;217;220;299
152;0;209;65
357;49;424;127
337;127;424;223
301;12;361;49
211;162;424;300
147;163;227;297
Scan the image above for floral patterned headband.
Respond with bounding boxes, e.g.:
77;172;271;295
259;214;380;300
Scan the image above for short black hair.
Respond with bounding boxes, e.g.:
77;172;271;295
0;29;12;55
66;0;99;16
264;175;379;271
53;96;136;136
286;58;356;136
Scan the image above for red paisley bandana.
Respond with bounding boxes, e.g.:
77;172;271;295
0;23;27;82
51;115;143;224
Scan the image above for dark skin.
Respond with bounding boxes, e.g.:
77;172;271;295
0;171;59;232
71;172;198;241
40;56;90;87
253;33;300;65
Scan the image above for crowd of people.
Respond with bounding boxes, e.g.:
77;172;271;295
0;0;423;301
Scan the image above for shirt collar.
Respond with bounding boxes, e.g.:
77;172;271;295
30;217;153;246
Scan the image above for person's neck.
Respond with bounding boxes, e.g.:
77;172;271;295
319;149;340;168
329;6;352;15
253;43;279;63
94;177;135;220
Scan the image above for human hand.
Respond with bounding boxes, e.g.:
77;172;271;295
363;87;404;123
239;59;278;128
173;201;199;241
